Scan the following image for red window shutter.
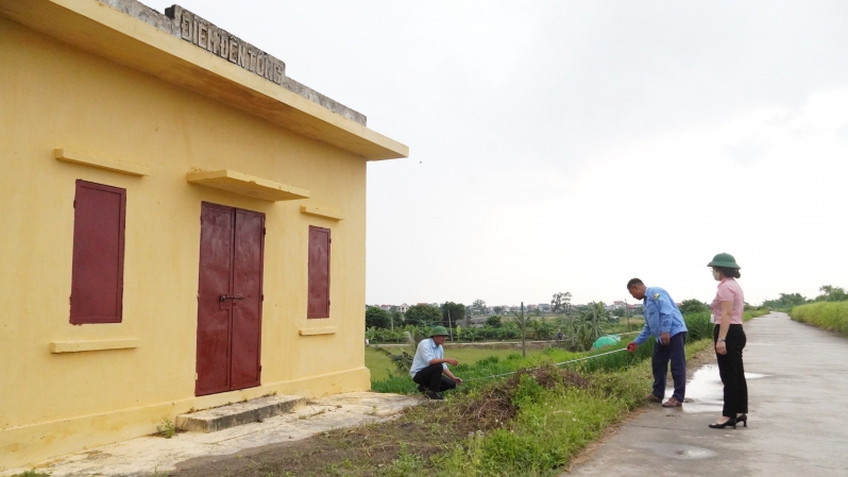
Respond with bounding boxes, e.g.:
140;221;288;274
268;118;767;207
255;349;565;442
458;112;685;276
70;180;126;324
307;226;331;319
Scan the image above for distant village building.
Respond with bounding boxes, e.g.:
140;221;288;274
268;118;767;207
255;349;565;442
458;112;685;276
0;0;406;470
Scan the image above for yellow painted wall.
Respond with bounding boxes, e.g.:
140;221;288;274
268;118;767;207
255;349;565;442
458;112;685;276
0;6;388;469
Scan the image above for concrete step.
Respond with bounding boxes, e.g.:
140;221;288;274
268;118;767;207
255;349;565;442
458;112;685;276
175;395;306;433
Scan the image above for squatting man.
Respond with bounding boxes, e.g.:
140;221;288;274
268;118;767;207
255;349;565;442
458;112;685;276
409;326;463;400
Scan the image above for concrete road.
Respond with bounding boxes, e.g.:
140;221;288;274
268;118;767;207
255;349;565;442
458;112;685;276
564;312;848;476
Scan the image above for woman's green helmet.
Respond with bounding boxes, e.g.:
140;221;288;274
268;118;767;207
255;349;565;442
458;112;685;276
708;252;741;269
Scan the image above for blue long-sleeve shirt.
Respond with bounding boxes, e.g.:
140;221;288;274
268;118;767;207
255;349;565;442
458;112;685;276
634;286;687;345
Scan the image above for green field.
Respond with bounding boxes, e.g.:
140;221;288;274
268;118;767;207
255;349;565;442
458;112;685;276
366;345;549;382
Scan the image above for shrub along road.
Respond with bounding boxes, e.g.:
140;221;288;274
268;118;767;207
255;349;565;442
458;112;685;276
564;312;848;476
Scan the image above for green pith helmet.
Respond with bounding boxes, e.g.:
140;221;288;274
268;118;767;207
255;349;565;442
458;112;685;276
708;252;741;269
430;326;449;337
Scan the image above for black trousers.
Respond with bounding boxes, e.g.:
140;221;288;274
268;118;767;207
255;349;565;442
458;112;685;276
412;364;456;393
714;324;748;418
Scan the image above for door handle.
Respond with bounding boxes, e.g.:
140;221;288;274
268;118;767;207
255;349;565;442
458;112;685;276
219;294;245;302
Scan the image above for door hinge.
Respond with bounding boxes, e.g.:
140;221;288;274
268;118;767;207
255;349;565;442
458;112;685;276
73;200;76;208
261;294;264;301
195;372;198;381
262;227;266;235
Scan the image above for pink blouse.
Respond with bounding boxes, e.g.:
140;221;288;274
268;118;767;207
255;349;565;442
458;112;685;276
711;277;744;325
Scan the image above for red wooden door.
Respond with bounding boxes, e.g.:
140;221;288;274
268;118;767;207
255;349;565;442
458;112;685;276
196;203;264;396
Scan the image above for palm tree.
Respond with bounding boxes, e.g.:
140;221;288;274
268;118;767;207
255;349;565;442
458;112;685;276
581;301;608;346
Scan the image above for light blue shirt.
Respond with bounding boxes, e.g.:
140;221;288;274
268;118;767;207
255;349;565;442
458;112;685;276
409;338;447;377
634;286;687;345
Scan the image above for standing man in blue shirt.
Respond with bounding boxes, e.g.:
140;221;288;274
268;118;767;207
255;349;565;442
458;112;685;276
409;326;463;400
626;278;688;407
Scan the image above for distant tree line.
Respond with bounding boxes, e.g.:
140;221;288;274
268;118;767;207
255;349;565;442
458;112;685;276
364;285;846;344
366;302;467;330
762;285;847;310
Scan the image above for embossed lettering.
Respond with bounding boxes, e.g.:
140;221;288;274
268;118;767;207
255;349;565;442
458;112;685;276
198;23;208;49
218;33;228;58
208;28;219;55
229;39;239;63
180;16;191;41
173;9;286;86
248;49;257;72
238;44;249;68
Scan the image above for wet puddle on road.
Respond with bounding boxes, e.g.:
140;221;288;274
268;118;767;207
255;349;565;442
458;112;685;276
664;365;767;414
633;442;717;460
635;365;769;461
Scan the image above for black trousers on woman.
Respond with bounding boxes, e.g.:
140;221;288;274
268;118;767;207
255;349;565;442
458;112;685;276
714;324;748;418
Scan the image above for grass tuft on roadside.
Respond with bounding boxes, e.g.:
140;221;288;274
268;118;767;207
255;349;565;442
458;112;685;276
790;301;848;337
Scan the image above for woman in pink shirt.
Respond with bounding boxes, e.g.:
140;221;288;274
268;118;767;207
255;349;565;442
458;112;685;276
707;253;748;429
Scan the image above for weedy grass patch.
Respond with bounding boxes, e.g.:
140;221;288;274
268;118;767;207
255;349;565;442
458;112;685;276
366;346;551;383
790;302;848;337
417;362;648;477
170;339;714;477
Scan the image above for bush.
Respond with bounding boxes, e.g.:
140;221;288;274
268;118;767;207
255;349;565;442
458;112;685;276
790;302;848;337
486;315;502;327
365;306;391;329
405;304;442;327
684;311;713;342
679;299;708;314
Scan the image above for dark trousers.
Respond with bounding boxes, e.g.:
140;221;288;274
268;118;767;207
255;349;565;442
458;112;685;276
651;332;687;401
412;364;456;393
714;324;748;418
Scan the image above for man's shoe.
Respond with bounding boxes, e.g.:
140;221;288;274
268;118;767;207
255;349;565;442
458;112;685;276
662;397;682;407
425;390;444;400
646;393;662;403
417;384;426;393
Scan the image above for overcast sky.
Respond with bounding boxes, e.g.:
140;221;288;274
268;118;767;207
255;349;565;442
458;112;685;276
151;0;848;307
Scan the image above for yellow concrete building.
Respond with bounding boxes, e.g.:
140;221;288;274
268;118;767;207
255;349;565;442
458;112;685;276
0;0;407;470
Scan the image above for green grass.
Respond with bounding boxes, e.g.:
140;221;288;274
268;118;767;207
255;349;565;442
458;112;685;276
368;339;654;394
366;311;721;393
366;346;552;383
375;339;714;476
790;302;848;337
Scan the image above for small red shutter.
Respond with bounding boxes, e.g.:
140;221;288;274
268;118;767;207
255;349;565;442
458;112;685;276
70;180;126;324
307;226;331;319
